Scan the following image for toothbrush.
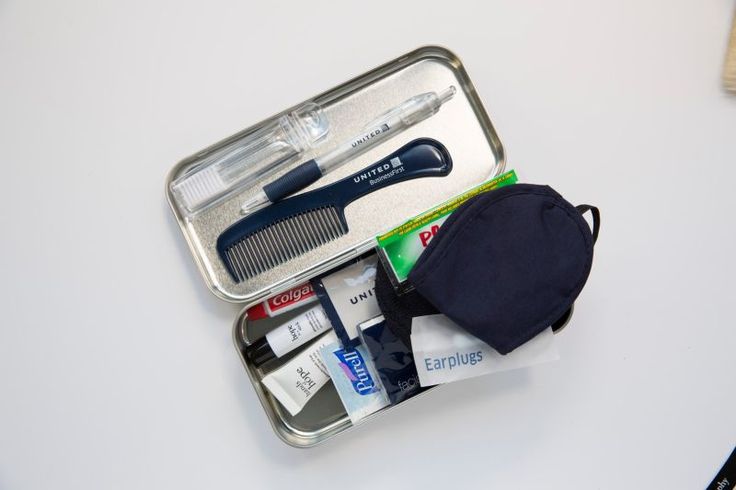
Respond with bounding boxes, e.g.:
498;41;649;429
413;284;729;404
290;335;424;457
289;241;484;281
240;86;457;214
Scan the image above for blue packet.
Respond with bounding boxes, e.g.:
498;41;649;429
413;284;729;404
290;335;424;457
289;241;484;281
358;316;426;404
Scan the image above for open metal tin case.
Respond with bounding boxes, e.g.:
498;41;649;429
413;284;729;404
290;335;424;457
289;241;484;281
166;46;506;447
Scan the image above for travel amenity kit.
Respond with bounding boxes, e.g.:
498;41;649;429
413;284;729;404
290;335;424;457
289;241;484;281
165;46;601;447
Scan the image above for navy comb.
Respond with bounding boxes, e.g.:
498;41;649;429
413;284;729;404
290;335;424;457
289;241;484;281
217;138;452;283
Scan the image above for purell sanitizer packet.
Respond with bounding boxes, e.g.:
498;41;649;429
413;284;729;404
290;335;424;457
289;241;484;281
320;341;390;424
375;170;517;290
411;314;559;387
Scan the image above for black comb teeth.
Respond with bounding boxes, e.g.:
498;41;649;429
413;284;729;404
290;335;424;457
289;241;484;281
224;206;347;282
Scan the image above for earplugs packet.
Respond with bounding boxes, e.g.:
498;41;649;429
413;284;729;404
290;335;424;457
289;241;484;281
411;314;559;386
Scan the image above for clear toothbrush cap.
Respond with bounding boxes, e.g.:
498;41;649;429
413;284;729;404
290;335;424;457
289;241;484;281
171;101;330;216
439;85;457;104
291;102;330;147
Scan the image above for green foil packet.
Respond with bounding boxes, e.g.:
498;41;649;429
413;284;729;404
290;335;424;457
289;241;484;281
375;170;518;289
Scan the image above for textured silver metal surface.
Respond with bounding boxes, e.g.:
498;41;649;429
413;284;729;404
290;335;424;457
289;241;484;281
166;46;506;447
166;46;505;304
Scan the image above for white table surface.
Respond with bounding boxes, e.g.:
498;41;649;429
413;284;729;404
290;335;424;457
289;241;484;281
1;1;735;488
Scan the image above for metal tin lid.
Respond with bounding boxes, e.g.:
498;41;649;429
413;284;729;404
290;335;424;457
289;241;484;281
165;46;505;305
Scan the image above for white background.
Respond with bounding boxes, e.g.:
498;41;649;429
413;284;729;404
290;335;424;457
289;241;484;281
1;1;735;488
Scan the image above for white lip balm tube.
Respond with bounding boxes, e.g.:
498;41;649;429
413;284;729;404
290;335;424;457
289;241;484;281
261;331;337;416
246;304;332;366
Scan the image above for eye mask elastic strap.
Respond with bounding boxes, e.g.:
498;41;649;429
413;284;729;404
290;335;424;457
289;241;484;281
575;204;601;244
553;205;601;332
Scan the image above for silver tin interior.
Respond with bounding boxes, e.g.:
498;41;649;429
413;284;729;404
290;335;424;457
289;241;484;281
234;297;441;448
166;46;506;447
166;46;505;304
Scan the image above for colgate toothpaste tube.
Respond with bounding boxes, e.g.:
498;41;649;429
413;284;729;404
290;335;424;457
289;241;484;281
247;283;317;320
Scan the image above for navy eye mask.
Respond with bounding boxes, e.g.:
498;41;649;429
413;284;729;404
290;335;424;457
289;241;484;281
375;259;438;349
408;183;600;355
